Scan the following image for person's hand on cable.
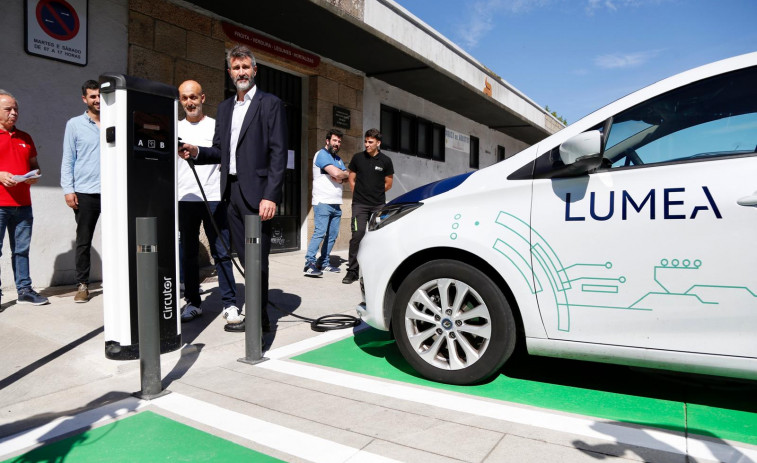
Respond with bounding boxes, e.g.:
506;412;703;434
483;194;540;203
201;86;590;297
178;143;198;160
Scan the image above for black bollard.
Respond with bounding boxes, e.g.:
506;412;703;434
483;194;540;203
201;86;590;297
238;214;268;365
134;217;170;399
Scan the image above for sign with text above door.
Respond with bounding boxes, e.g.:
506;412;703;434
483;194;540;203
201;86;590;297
221;22;320;68
25;0;88;66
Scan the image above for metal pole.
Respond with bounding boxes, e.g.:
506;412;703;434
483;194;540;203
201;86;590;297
134;217;170;399
238;214;268;365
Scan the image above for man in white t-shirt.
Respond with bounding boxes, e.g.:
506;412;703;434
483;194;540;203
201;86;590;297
304;129;348;277
177;80;237;321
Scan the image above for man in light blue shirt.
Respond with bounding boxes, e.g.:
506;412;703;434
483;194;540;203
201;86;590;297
61;80;101;303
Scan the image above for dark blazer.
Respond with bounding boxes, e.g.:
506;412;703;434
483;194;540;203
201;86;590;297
196;88;287;207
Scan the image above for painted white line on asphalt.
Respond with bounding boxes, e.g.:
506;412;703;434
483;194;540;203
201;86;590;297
0;392;400;463
152;392;400;463
687;436;757;463
3;328;754;463
0;397;146;458
265;324;366;360
258;358;757;463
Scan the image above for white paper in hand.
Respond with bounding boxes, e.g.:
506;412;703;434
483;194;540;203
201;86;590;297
12;170;41;183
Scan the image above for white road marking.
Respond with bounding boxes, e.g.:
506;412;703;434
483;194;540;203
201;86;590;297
0;392;400;463
152;393;401;463
2;330;755;463
0;397;147;457
260;332;757;463
265;324;365;360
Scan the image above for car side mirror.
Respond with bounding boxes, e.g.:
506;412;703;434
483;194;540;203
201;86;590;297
551;130;604;177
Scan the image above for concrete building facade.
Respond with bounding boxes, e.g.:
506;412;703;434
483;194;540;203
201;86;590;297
2;0;562;291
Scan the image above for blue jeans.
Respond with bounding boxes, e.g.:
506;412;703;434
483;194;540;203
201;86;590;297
305;203;342;268
0;206;34;293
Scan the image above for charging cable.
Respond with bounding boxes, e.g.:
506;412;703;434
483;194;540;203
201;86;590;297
181;152;361;332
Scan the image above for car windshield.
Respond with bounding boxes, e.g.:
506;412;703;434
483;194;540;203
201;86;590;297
602;66;757;167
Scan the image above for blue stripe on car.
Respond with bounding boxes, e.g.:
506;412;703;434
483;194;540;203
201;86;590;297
388;171;475;204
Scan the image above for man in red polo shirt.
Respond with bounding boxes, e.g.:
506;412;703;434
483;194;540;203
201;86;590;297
0;90;49;306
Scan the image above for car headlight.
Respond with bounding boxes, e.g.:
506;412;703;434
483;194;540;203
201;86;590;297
368;203;423;231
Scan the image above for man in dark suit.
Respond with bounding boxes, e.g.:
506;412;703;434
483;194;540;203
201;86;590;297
178;44;287;333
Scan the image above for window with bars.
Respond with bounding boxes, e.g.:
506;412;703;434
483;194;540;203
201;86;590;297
380;104;446;162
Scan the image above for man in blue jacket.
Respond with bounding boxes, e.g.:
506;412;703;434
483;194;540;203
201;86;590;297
179;45;287;333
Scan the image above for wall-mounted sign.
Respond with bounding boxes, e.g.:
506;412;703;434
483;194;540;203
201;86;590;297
25;0;88;66
222;22;320;68
333;106;351;129
445;128;470;154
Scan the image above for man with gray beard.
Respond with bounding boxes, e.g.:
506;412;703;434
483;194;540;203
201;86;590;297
179;45;287;333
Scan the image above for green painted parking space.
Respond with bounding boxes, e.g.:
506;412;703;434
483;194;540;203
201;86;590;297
2;411;282;463
294;328;757;445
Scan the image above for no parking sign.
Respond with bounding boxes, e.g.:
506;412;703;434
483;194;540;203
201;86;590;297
25;0;88;66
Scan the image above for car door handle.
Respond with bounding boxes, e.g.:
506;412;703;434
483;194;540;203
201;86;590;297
737;191;757;206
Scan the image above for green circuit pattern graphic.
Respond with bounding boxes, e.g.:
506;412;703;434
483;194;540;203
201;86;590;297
628;258;757;308
447;211;757;333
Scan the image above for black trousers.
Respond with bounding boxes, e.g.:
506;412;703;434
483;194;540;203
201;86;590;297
179;201;236;308
226;178;271;326
74;193;101;284
347;202;383;273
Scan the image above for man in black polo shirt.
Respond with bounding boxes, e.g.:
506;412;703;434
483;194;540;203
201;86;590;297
343;128;394;284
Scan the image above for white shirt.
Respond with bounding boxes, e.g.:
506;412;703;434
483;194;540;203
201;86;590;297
229;86;257;175
178;116;221;201
311;148;346;205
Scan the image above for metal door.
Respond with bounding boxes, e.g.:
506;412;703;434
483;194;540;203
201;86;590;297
225;63;302;252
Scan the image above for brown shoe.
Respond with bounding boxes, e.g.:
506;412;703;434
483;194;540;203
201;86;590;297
74;283;89;303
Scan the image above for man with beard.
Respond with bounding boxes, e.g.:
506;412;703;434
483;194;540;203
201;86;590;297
176;80;237;322
0;90;48;305
179;45;287;333
303;129;347;277
61;80;101;303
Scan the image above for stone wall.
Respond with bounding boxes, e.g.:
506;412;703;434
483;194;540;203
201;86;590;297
305;64;364;255
127;0;366;259
128;0;226;118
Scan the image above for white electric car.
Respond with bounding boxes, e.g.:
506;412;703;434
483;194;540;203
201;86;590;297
357;52;757;385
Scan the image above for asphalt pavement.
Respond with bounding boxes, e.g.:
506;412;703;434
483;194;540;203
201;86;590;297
0;249;754;462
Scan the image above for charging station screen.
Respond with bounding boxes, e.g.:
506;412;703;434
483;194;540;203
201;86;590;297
133;111;171;157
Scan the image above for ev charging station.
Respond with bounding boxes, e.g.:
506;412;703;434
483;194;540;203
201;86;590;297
99;73;180;360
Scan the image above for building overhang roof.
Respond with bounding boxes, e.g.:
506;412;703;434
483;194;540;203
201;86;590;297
187;0;555;144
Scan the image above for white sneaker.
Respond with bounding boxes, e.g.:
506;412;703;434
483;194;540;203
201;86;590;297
222;305;244;324
180;303;202;322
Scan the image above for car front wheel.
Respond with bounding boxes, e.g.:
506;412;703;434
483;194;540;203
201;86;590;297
391;259;517;385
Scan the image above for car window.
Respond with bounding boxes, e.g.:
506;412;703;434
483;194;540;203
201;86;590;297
603;66;757;168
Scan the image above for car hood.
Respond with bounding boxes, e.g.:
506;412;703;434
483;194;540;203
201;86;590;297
388;171;475;205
